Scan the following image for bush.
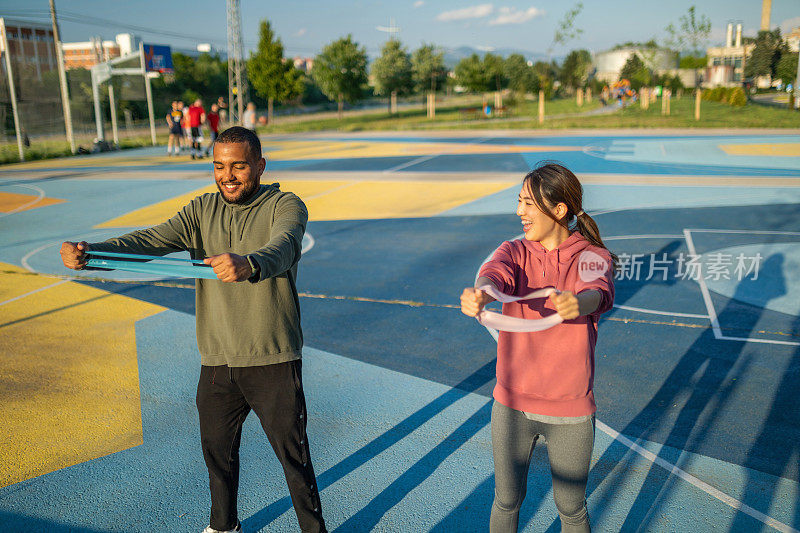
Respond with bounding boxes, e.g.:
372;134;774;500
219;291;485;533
727;87;747;107
701;86;747;107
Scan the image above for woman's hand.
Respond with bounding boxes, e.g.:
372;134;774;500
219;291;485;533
550;290;579;320
461;287;494;317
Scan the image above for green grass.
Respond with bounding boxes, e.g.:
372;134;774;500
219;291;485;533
258;97;603;134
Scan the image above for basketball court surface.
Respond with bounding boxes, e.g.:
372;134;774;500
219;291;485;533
1;130;799;532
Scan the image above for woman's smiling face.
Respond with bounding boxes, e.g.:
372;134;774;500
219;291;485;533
516;183;566;244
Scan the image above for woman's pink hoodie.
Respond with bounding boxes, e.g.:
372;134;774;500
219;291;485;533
479;231;615;417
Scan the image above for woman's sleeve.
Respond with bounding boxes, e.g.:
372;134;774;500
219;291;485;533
477;241;518;294
575;249;615;316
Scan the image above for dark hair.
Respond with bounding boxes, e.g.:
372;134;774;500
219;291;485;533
523;162;618;269
215;126;262;161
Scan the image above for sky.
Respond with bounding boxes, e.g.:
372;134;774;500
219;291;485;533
2;0;799;58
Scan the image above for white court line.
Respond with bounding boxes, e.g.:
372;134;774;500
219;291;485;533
613;304;709;319
682;230;723;339
687;228;800;236
0;184;46;218
0;279;68;307
597;420;798;533
382;137;490;173
475;238;796;532
683;229;800;347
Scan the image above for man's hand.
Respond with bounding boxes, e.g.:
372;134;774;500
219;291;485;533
60;241;89;270
549;290;579;320
461;287;494;317
204;253;252;282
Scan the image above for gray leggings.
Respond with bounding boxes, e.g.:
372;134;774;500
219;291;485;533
490;401;595;533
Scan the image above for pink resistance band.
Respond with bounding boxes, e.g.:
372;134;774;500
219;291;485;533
475;284;564;332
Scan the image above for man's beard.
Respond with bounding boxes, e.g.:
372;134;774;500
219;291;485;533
217;181;259;204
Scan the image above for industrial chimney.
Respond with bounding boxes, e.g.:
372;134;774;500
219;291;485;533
761;0;771;31
726;23;733;47
735;23;742;48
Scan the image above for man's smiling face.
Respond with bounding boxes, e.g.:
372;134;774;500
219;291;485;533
212;142;266;204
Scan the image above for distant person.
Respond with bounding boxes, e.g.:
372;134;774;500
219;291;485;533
166;100;184;156
243;102;257;131
188;98;207;159
205;103;221;157
217;96;228;124
181;101;192;151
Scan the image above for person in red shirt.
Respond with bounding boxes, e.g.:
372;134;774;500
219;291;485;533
461;162;616;533
204;103;221;157
188;99;207;159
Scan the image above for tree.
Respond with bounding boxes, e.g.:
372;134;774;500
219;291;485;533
619;53;651;90
504;54;539;96
560;49;592;91
532;61;559;99
371;39;413;112
776;52;798;85
455;54;490;92
745;29;786;79
483;53;507;92
312;35;368;118
248;20;304;122
664;6;711;55
411;44;447;94
549;2;583;55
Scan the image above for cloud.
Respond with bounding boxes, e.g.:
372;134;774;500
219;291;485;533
414;0;424;7
780;17;800;33
476;45;496;52
295;28;307;37
489;6;543;26
436;4;494;22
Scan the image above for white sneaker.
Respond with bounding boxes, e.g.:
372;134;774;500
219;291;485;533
202;523;241;533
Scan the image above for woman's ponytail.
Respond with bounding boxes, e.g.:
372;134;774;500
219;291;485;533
575;211;618;271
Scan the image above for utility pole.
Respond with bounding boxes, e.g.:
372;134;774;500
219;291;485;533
227;0;248;126
0;19;24;161
49;0;75;153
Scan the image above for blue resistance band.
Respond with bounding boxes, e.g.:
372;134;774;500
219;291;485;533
85;251;218;279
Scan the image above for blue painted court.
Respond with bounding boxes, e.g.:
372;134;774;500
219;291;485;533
1;131;799;532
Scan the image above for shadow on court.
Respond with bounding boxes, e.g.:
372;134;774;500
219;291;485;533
243;359;497;532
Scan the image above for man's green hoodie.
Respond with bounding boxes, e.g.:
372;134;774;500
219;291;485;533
90;183;307;367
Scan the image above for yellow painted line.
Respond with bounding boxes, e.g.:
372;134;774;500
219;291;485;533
0;264;164;488
718;143;800;156
303;180;514;220
263;140;581;161
96;179;515;227
0;191;64;213
96;180;351;228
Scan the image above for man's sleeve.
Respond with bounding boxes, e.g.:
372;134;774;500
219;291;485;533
246;193;308;282
89;200;198;255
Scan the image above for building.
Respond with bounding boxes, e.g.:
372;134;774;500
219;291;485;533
705;23;755;87
786;27;800;53
293;57;314;72
62;33;140;70
592;46;678;84
172;44;227;60
0;18;57;81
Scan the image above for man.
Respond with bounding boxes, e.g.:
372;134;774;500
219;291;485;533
243;102;257;131
60;127;326;533
166;100;184;156
188;98;207;159
205;103;221;157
